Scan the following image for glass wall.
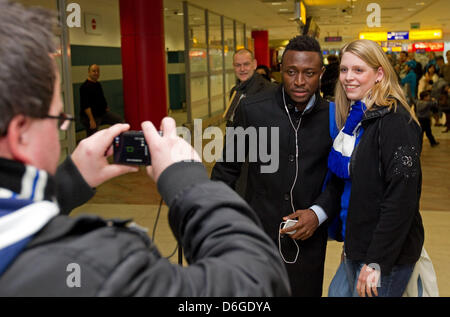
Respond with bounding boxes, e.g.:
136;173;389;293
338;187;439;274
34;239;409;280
223;17;236;104
236;22;245;50
187;5;208;120
208;12;224;116
181;2;246;123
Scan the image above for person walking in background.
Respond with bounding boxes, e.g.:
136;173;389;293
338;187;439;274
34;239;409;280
325;39;424;297
401;60;418;102
439;84;450;133
416;90;439;147
418;64;439;98
80;64;124;137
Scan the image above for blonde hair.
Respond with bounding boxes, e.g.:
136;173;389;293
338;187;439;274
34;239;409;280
334;39;418;129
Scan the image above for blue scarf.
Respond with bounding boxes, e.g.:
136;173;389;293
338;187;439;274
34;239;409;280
327;100;366;240
328;100;366;179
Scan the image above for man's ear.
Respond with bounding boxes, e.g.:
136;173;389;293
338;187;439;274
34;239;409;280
5;115;34;165
320;66;325;80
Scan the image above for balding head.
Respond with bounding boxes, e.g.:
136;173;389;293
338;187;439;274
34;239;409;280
233;49;257;82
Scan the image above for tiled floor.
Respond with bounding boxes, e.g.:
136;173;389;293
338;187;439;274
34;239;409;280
71;124;450;296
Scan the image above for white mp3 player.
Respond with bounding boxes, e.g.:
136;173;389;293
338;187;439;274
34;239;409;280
281;219;298;235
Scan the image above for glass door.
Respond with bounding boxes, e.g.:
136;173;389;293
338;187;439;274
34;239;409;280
56;0;76;162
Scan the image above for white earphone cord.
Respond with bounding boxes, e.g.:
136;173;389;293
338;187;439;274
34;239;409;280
279;87;301;264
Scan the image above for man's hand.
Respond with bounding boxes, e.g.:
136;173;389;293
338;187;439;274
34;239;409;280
71;123;138;188
356;264;380;297
280;209;319;240
89;119;97;130
142;117;201;183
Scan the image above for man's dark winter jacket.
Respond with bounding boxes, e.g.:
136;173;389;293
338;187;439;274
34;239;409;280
230;72;276;99
226;73;276;124
212;85;338;296
0;158;290;296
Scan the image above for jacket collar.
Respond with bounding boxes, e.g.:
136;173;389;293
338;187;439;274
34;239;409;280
276;84;322;116
362;104;392;122
234;72;260;92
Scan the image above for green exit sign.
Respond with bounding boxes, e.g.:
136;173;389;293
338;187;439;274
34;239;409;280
411;22;420;29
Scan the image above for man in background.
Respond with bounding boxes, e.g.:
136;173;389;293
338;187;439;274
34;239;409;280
80;64;123;137
224;49;275;125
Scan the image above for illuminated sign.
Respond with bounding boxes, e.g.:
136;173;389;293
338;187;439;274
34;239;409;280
388;31;409;40
409;29;442;40
189;50;206;58
300;1;306;24
295;1;306;25
325;36;342;42
412;42;444;52
359;32;388;41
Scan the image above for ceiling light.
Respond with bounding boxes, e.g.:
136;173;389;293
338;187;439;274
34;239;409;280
279;8;289;12
416;2;425;5
271;2;282;5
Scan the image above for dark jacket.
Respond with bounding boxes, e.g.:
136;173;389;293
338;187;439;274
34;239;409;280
330;104;423;274
230;72;276;99
321;61;340;98
225;73;276;124
79;80;108;118
0;159;290;296
212;85;336;296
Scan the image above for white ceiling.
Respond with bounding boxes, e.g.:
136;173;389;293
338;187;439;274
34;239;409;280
164;0;450;46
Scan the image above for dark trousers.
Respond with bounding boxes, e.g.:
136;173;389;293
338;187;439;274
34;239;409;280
279;225;328;297
419;118;438;146
81;111;124;137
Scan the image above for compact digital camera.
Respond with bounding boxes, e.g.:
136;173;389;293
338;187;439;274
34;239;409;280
113;131;151;165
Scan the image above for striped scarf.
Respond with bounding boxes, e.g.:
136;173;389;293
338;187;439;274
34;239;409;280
328;100;366;179
0;159;59;276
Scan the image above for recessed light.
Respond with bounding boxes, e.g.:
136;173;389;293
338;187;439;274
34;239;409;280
271;2;282;5
416;2;425;5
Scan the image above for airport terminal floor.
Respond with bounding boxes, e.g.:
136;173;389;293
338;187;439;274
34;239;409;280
71;124;450;297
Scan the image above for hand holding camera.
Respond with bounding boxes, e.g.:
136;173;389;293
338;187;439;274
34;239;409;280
141;117;201;183
71;123;139;188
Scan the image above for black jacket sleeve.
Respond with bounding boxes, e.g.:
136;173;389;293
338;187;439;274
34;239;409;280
365;113;422;273
55;156;95;215
102;161;291;296
314;172;344;221
211;101;249;188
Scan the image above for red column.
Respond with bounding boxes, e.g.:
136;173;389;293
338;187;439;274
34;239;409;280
251;30;270;68
119;0;167;130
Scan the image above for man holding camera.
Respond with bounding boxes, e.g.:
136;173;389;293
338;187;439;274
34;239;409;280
0;0;289;296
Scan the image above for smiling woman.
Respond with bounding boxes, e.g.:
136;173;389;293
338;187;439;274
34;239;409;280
334;39;417;129
327;39;425;297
